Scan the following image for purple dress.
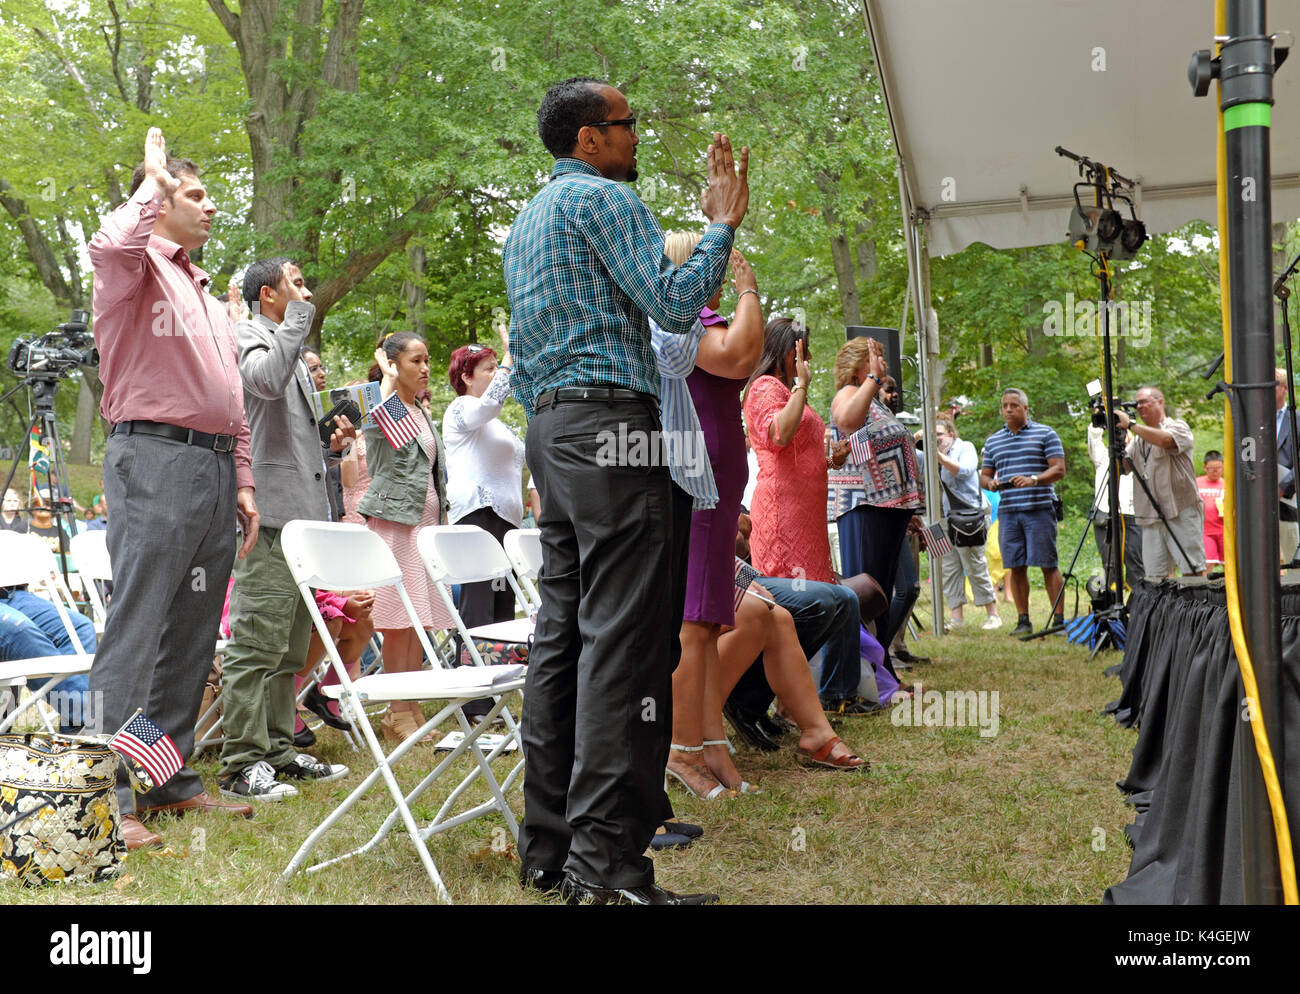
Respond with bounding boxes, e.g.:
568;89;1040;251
683;361;748;627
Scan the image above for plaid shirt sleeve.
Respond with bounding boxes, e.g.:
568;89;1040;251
582;182;734;335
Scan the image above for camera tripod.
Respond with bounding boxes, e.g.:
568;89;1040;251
0;370;79;585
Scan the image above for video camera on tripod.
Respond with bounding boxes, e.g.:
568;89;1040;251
1086;378;1136;436
6;309;98;382
1;308;98;584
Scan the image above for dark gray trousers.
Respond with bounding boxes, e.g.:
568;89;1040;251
520;397;676;888
90;432;236;812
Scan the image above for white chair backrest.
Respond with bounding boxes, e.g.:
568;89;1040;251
502;528;542;580
69;531;112;582
0;531;61;588
417;525;516;586
280;521;403;591
0;531;90;656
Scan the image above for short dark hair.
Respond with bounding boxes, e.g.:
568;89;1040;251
537;77;611;158
242;257;294;306
1205;450;1224;463
448;343;498;396
128;157;200;198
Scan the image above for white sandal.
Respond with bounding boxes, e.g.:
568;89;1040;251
703;739;762;794
666;743;735;800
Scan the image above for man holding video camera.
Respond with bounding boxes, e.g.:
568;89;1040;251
1116;386;1206;578
217;257;356;801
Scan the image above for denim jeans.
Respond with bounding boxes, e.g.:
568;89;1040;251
728;576;862;713
0;588;94;731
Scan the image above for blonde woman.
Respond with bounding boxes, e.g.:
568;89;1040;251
828;337;923;679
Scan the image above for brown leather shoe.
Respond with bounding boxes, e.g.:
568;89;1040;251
138;791;254;820
120;814;162;851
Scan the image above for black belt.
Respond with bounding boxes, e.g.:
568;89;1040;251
112;420;237;453
535;386;656;408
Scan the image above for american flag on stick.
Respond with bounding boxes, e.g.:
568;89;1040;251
733;558;762;611
108;711;183;791
848;426;873;466
372;392;421;450
925;522;954;558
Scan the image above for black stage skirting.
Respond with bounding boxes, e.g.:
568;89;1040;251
1105;579;1300;904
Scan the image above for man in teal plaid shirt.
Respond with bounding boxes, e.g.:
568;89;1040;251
504;77;749;905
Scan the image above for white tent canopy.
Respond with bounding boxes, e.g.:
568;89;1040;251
862;0;1300;631
864;0;1300;257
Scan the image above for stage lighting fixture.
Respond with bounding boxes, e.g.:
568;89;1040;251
1058;147;1145;263
1096;209;1123;243
1114;218;1147;260
1068;205;1104;254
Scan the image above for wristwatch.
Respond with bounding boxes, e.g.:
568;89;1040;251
1031;475;1039;486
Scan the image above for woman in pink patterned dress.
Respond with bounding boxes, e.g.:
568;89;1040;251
359;332;453;744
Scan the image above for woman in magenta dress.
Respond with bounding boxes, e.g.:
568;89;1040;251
661;232;765;800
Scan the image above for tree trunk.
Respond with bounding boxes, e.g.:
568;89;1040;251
71;375;96;464
405;243;426;339
817;170;861;327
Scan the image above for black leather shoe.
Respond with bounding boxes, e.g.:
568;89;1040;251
519;866;566;894
761;713;798;739
892;648;932;665
723;701;780;752
561;872;719;906
293;723;316;749
303;684;352;731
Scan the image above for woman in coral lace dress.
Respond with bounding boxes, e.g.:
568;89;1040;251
743;319;844;584
743;318;884;713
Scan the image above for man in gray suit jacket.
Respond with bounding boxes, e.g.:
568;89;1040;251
218;258;353;801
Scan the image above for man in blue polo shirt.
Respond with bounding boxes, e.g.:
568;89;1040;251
980;388;1066;634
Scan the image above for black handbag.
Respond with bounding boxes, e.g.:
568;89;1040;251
941;481;988;548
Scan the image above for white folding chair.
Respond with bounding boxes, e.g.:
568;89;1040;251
417;525;532;788
68;531;111;634
279;520;525;902
502;527;543;613
419;525;536;654
0;532;94;734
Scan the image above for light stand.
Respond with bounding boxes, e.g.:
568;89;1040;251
1023;146;1143;650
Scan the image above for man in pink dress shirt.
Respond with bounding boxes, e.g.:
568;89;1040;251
88;127;261;847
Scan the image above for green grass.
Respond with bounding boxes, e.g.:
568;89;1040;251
3;587;1137;905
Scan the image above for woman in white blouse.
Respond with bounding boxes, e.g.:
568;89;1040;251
443;325;525;631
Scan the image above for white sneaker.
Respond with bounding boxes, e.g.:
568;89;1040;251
981;615;1004;630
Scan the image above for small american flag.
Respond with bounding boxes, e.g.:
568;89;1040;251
733;557;761;611
925;522;954;558
372;393;421;450
849;426;873;466
109;712;183;789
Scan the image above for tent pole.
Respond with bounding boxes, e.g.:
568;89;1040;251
1221;0;1284;904
899;161;944;636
